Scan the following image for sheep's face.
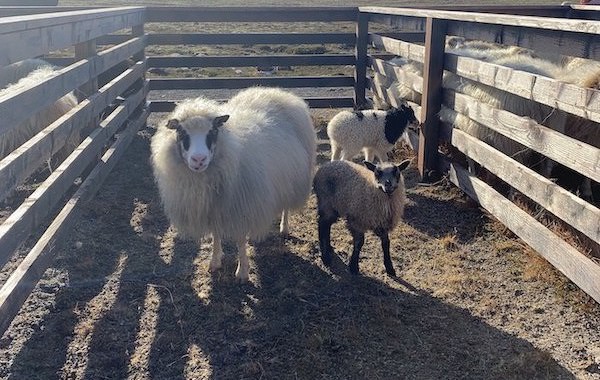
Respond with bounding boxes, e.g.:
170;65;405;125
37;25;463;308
384;104;419;144
364;160;411;195
166;115;229;172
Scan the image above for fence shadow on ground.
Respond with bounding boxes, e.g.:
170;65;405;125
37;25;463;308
6;125;575;380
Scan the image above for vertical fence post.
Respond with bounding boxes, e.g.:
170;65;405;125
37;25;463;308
74;39;98;102
418;17;447;181
354;11;368;109
74;39;98;138
132;19;148;126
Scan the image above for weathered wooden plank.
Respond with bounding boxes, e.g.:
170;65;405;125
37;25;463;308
149;96;355;113
0;62;146;203
446;21;600;61
360;6;600;34
0;36;145;137
145;7;357;22
451;127;600;244
148;76;355;90
0;6;98;17
0;8;144;66
354;12;369;108
370;57;424;94
0;108;149;338
447;162;600;304
147;33;356;46
147;54;355;68
444;52;600;124
368;75;423;116
375;32;425;43
445;90;600;184
418;18;446;181
0;85;147;269
366;14;426;33
369;34;425;63
366;5;567;18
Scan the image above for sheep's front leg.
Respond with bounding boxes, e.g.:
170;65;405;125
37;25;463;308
279;210;289;235
331;143;342;161
209;234;223;272
348;229;365;275
375;229;396;276
364;148;375;163
318;213;336;266
235;237;250;283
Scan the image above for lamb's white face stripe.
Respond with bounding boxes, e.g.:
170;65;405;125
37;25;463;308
182;129;213;172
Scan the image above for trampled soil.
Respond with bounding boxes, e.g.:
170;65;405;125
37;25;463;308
0;111;599;380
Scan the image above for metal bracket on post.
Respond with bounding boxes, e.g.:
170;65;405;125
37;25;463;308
354;11;368;110
418;17;447;182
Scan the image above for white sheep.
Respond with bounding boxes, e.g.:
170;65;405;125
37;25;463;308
553;57;600;200
313;159;410;276
327;105;418;162
0;58;49;89
0;62;79;162
150;87;316;282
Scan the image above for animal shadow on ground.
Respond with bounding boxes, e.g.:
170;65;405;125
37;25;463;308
6;126;574;380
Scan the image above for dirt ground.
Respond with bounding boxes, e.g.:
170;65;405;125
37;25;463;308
0;109;599;380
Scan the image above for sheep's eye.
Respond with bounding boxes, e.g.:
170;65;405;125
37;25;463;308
176;128;190;151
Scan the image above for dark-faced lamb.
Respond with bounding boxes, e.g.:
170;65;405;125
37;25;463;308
313;159;410;276
327;105;418;162
151;87;316;282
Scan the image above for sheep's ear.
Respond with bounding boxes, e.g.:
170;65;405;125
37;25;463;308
396;159;411;172
363;161;377;172
166;119;180;130
213;115;229;129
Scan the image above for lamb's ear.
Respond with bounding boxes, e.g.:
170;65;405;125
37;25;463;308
363;161;377;172
396;159;411;172
213;115;230;129
166;119;180;130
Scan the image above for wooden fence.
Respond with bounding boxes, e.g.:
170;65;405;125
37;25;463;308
363;6;600;304
0;4;599;339
0;6;148;336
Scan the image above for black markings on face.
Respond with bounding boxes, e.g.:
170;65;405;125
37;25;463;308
384;105;416;144
354;111;364;120
176;127;190;151
206;128;219;151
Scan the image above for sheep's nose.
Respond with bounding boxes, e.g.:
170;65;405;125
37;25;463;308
190;154;207;165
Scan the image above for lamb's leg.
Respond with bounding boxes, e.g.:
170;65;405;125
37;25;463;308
317;213;336;267
330;143;342;161
279;210;289;235
375;229;396;276
376;149;388;163
235;237;250;283
348;228;365;275
209;234;223;272
364;148;375;163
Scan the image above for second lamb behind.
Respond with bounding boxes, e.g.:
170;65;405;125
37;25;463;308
327;104;418;162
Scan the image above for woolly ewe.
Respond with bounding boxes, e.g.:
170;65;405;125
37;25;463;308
151;87;316;282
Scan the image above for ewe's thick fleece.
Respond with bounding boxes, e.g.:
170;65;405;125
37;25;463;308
151;87;316;241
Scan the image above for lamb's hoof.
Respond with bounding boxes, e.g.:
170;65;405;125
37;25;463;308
349;265;359;275
279;225;289;236
385;267;397;277
235;269;249;283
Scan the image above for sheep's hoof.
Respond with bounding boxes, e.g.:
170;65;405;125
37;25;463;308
385;267;397;277
349;265;360;275
235;269;250;283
